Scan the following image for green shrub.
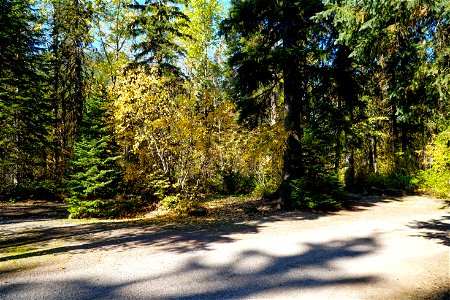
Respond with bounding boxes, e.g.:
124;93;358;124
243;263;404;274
220;169;255;195
418;127;450;198
0;179;60;202
67;196;151;219
285;174;345;211
365;173;419;193
419;170;450;198
159;194;207;216
159;195;181;210
251;176;280;197
176;198;207;216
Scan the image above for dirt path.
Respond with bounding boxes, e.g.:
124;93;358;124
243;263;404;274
0;196;449;299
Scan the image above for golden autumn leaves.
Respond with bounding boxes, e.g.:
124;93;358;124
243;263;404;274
108;66;287;194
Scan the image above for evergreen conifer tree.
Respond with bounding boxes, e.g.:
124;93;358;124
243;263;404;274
221;0;334;207
0;0;51;198
127;0;189;78
65;92;122;217
49;0;93;181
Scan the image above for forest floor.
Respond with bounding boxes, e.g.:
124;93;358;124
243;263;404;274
0;195;449;299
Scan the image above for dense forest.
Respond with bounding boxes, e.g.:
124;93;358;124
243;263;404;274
1;0;449;218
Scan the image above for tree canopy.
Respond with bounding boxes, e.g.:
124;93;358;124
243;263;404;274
1;0;449;216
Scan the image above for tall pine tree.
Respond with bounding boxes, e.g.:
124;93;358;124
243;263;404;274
320;0;449;178
221;0;332;207
127;0;189;78
0;0;51;198
49;0;93;182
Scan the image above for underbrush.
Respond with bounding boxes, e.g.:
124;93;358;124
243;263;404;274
417;128;450;199
285;174;346;211
0;180;60;202
159;194;207;216
66;196;153;219
418;170;450;199
364;173;419;195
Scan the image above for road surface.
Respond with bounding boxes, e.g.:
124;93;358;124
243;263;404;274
0;196;449;299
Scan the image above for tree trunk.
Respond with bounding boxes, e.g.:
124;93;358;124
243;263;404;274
279;1;304;207
344;146;355;191
392;104;399;171
269;88;278;126
335;111;342;171
374;136;378;174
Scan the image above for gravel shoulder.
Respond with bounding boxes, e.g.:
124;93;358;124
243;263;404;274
0;196;449;299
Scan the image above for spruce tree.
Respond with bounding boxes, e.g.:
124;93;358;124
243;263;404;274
68;89;119;191
0;0;51;198
320;0;449;178
127;0;189;77
221;0;329;207
49;0;93;181
65;91;122;217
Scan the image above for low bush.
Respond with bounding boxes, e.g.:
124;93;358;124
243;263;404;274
251;176;280;197
417;127;450;198
159;194;207;216
365;173;419;194
220;169;255;196
159;195;181;210
419;170;450;198
0;179;60;202
66;196;152;219
285;174;346;211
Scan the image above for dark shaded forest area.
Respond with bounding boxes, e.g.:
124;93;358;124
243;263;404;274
1;0;449;218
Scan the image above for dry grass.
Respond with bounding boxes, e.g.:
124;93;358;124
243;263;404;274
139;196;274;228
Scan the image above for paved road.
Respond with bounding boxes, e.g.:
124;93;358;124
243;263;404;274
0;196;449;299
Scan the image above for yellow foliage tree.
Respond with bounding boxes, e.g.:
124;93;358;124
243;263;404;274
109;65;288;197
419;128;450;198
109;68;204;192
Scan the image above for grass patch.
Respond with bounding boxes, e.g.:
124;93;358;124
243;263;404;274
126;196;267;230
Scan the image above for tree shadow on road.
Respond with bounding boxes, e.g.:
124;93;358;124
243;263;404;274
0;237;380;300
0;211;329;263
0;200;68;225
0;198;331;262
157;237;380;300
342;195;404;211
0;220;260;261
409;215;450;246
